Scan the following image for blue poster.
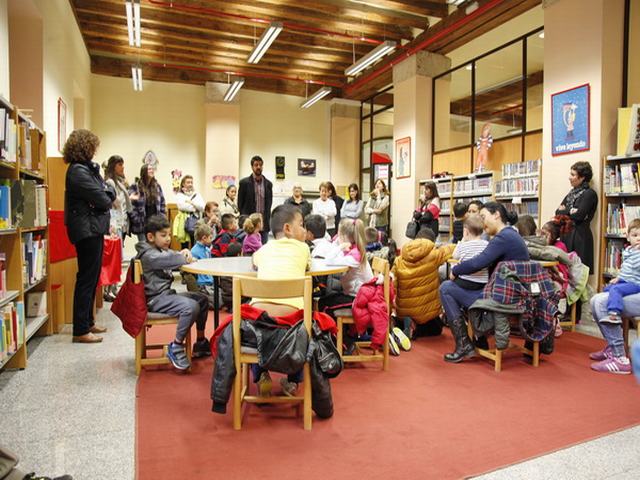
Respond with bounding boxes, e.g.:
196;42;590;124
551;84;590;156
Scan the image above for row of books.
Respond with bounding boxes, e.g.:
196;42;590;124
0;301;25;362
23;233;47;288
501;159;540;178
453;177;493;194
0;179;48;229
440;199;451;212
604;163;640;193
603;240;625;275
605;203;640;235
440;217;451;230
503;201;539;217
495;177;539;197
437;181;452;195
0;108;33;167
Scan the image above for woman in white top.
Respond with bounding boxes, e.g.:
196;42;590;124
340;183;364;220
312;181;338;236
176;175;205;248
219;184;240;218
365;178;390;234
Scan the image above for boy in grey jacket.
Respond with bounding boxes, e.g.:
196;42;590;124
135;215;210;370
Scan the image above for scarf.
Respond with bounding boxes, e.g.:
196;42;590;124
564;182;589;210
223;196;239;215
114;175;132;212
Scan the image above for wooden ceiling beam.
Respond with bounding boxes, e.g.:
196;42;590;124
354;0;448;18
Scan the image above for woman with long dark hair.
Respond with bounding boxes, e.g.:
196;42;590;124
64;130;116;343
340;183;363;220
413;181;440;237
326;181;344;226
219;184;240;218
129;163;166;242
365;178;390;234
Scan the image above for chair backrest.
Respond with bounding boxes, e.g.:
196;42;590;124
371;257;390;311
133;259;143;284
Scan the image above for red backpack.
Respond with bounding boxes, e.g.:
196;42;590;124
111;260;148;338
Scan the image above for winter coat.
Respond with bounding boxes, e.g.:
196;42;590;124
392;240;455;324
128;182;166;235
238;175;273;233
352;277;396;350
106;176;131;236
210;305;340;418
65;161;116;244
284;196;312;219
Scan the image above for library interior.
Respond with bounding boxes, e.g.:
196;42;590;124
1;0;640;479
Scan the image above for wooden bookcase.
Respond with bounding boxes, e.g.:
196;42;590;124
495;159;542;227
598;152;640;290
0;95;52;371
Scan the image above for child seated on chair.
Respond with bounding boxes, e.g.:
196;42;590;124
604;219;640;323
251;204;310;397
305;214;332;258
136;215;211;370
241;213;263;255
188;223;215;309
541;216;572;336
364;226;393;266
211;213;240;257
452;202;468;244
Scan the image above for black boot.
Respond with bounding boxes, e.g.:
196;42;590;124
444;315;476;363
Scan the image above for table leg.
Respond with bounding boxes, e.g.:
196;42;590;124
213;275;220;330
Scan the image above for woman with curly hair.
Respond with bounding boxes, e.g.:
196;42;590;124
128;163;167;241
64;129;116;343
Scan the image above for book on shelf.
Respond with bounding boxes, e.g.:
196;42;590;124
0;112;17;164
22;179;37;227
454;176;492;195
604;240;625;275
0;301;24;361
440;217;451;229
604;163;640;194
504;201;539;217
496;177;539;197
501;159;540;178
0;182;11;229
606;203;640;235
35;185;47;227
26;291;47;318
18;124;32;170
23;232;47;288
0;253;6;296
436;181;451;195
440;199;451;212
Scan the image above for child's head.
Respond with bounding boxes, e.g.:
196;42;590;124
628;218;640;247
204;201;219;217
364;227;379;244
221;213;238;232
467;200;483;215
243;213;263;234
516;215;537;237
415;227;436;241
304;214;326;241
271;204;306;241
541;215;572;246
453;202;468;220
145;215;171;250
195;223;214;246
338;218;366;265
463;215;484;239
226;241;242;258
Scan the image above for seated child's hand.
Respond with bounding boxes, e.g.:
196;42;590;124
180;249;193;263
610;277;619;285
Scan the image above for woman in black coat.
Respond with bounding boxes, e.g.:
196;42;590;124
64;130;116;343
555;161;598;274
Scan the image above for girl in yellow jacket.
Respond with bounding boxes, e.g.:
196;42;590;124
392;228;455;337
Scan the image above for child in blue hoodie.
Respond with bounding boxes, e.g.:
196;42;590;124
190;223;215;306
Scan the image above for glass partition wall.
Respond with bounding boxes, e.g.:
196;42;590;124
360;86;393;200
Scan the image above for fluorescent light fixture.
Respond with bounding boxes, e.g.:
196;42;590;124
300;87;331;109
465;1;479;14
465;64;473;70
247;22;283;64
345;40;396;77
539;31;545;39
125;0;141;47
224;78;245;102
131;66;142;91
447;0;466;5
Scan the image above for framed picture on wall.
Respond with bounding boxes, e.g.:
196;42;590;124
395;136;411;179
551;84;590;156
297;158;316;177
57;97;67;154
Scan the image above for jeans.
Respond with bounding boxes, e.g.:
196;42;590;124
72;236;104;336
591;291;640;358
604;280;640;314
148;291;209;343
439;280;484;324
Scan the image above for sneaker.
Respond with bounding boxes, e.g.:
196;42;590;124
608;311;622;323
554;321;563;338
280;377;298;397
192;338;212;358
392;327;411;351
257;372;272;397
24;474;74;480
590;356;631;375
388;334;400;356
167;342;191;371
589;345;612;361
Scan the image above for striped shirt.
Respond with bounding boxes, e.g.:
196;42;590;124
619;247;640;284
453;238;489;284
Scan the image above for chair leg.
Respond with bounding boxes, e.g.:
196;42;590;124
336;318;344;359
570;303;577;332
532;341;540;367
233;363;243;430
135;333;143;375
303;363;312;431
623;317;630;358
185;329;192;362
494;349;502;372
382;324;390;371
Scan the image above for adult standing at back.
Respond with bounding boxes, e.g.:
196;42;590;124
219;185;240;218
129;163;167;242
176;174;205;248
64;129;116;343
340;183;363;220
238;155;273;244
365;178;390;234
284;183;312;218
327;182;344;226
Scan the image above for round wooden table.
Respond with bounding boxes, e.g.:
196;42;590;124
182;257;348;327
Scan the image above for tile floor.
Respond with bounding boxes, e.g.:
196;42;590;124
0;306;638;479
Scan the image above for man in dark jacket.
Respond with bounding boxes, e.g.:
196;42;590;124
238;155;272;244
64;129;116;344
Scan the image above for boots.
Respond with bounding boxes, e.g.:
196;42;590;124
444;315;476;363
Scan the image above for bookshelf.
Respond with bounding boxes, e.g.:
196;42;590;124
495;159;542;225
0;95;52;371
599;152;640;289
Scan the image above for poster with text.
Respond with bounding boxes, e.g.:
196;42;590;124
551;84;590;156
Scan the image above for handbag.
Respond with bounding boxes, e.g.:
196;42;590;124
111;262;148;338
184;213;199;235
405;220;419;239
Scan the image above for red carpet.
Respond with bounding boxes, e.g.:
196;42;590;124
136;329;640;480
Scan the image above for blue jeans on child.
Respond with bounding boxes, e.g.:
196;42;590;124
604;279;640;314
591;291;640;358
439;280;484;323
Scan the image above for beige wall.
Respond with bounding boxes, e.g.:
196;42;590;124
541;0;624;283
330;114;359;188
0;0;8;98
205;101;240;203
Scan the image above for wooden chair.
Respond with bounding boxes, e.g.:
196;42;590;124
133;260;192;375
466;317;540;373
622;315;640;357
232;276;313;430
335;257;391;371
558;301;577;332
